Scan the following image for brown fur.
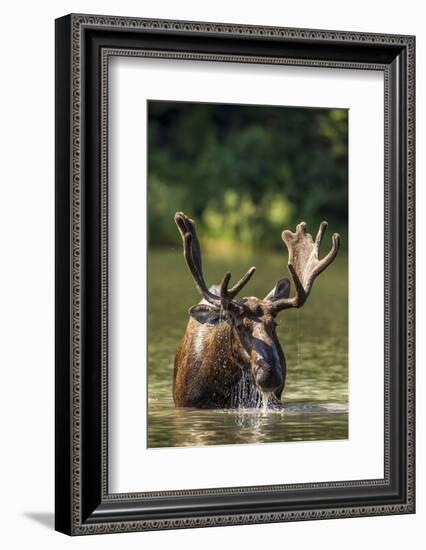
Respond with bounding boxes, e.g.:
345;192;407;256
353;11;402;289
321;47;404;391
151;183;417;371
173;298;285;408
172;213;339;409
173;318;241;407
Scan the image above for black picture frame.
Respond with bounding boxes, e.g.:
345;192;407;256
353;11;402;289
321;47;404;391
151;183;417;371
55;13;415;535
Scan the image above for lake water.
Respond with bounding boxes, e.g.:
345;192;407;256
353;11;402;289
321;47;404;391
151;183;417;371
147;248;348;448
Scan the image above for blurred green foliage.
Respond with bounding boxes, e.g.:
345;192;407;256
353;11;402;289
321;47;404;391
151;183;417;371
148;101;348;250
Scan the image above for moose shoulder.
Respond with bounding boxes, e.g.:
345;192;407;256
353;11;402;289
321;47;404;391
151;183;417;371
173;212;340;409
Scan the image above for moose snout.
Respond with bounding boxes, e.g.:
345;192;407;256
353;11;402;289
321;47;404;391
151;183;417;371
254;358;283;392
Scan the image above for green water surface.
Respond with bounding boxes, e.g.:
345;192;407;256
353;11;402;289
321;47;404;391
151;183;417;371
147;249;348;448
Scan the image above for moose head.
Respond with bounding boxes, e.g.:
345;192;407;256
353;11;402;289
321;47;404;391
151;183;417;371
173;212;340;408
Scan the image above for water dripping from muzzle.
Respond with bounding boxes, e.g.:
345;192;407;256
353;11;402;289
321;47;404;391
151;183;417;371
261;391;272;410
230;367;270;409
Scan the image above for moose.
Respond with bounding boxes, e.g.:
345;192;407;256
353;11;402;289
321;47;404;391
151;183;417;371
173;212;340;409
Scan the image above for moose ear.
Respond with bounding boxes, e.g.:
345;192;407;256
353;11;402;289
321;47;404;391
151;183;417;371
264;278;291;301
188;304;221;325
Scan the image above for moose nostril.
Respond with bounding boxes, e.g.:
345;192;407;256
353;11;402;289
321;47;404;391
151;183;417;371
255;365;281;392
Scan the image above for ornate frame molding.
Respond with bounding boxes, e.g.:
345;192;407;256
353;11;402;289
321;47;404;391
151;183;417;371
55;14;415;535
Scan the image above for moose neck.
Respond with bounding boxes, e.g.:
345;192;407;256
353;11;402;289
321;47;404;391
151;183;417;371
173;317;243;408
199;320;242;387
199;320;271;408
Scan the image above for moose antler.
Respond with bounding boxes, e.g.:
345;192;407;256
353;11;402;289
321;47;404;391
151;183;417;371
269;221;340;314
175;212;256;311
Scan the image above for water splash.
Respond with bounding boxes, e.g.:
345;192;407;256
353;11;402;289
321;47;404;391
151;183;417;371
261;391;272;410
230;366;271;409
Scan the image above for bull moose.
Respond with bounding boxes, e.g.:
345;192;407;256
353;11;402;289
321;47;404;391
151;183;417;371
173;212;340;409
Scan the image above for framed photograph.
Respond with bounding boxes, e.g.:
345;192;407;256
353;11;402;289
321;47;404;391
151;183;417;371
55;14;415;535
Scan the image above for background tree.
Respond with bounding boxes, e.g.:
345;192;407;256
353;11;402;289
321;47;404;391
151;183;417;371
148;101;348;250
